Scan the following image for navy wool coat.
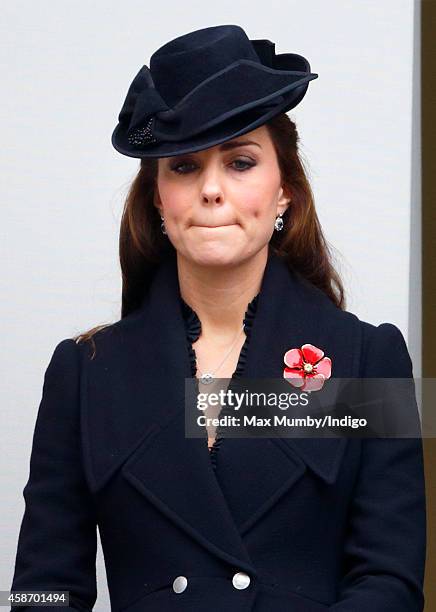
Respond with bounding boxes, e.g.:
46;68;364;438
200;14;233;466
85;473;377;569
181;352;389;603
10;250;426;611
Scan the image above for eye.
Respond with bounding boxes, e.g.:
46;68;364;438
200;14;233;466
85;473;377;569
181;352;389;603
232;158;256;171
170;157;256;175
170;161;196;174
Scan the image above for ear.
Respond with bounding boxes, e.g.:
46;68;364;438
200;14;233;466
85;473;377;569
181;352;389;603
277;186;292;216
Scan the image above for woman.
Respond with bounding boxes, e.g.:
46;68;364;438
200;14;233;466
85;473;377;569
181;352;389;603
10;24;426;611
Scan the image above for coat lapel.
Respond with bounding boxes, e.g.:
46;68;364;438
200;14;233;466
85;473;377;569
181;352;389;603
208;249;361;534
81;248;361;569
81;251;256;571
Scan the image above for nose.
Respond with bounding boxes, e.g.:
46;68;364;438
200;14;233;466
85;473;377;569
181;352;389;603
200;163;224;205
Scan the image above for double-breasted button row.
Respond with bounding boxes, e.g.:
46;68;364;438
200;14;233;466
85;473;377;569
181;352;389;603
172;571;251;593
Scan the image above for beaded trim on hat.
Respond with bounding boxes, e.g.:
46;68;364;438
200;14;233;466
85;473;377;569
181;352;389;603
127;117;158;147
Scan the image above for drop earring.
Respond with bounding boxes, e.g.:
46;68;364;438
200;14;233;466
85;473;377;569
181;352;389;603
274;212;284;232
160;215;167;235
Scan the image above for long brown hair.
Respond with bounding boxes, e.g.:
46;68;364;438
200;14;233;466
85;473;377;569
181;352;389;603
74;112;345;353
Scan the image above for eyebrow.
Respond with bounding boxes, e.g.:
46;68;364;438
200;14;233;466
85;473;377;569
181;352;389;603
166;139;262;164
218;139;262;151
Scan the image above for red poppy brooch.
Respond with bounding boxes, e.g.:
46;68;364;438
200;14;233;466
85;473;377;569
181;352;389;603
283;343;332;392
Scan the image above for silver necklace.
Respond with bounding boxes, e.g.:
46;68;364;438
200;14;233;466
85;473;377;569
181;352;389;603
197;324;245;385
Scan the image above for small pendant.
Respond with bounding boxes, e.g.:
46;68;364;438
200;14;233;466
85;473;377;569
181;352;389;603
200;373;214;384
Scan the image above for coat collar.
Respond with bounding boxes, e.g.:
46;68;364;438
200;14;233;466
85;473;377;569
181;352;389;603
81;248;362;572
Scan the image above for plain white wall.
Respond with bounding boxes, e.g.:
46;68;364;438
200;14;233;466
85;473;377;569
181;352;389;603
1;1;420;610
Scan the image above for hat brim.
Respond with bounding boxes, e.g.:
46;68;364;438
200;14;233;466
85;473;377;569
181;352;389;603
112;61;318;159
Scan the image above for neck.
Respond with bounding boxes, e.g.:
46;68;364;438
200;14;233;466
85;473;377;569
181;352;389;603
177;247;268;341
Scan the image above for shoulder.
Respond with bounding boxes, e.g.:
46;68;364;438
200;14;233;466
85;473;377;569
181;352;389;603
43;337;81;379
328;301;413;377
358;319;413;378
68;305;146;363
295;273;413;378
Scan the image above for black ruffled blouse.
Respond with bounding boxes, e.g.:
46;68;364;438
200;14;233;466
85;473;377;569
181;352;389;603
180;293;260;470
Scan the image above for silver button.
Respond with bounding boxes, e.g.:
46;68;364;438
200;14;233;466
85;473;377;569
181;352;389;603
232;571;251;589
172;575;188;593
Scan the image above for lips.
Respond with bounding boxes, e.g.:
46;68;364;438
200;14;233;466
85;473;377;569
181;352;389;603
193;223;237;228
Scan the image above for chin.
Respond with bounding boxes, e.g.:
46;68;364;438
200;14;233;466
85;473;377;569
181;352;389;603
188;246;242;268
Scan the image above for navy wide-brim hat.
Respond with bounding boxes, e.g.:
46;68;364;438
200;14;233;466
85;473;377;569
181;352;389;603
111;24;318;159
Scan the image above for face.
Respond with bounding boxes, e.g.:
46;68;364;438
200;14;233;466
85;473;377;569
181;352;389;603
155;125;290;268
